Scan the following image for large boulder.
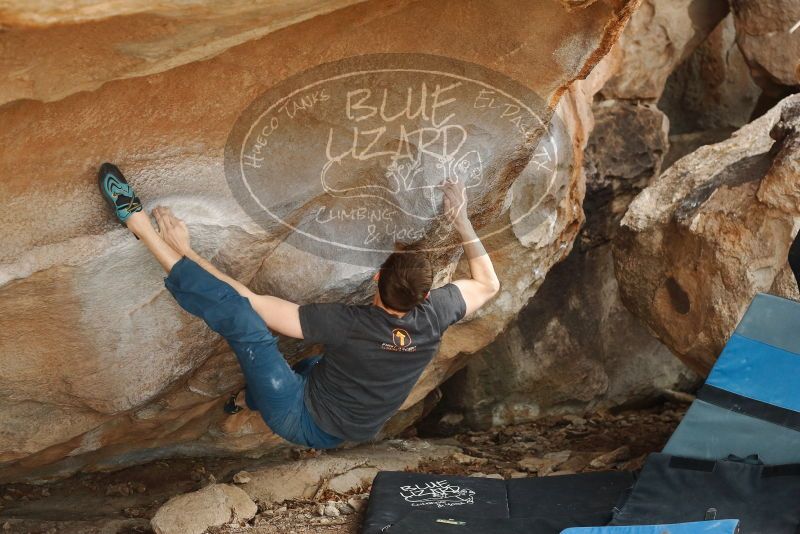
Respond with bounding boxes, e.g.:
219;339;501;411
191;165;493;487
730;0;800;88
614;95;800;375
0;0;637;481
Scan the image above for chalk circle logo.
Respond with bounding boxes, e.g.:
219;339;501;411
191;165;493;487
224;53;571;267
392;328;411;347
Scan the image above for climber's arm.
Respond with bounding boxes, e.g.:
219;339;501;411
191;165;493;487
442;180;500;317
154;207;304;339
451;221;500;316
243;294;303;339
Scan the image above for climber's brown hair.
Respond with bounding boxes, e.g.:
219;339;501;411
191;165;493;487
378;249;434;312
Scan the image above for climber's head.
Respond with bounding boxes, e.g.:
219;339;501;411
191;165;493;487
373;249;433;314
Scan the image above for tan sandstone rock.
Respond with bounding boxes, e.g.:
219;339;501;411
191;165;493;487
0;0;369;105
601;0;728;100
658;13;762;134
0;0;638;481
614;95;800;375
239;439;458;504
150;483;257;534
730;0;800;88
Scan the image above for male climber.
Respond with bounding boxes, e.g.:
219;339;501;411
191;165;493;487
98;163;500;449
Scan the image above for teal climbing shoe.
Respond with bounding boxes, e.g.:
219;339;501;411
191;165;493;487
98;162;142;225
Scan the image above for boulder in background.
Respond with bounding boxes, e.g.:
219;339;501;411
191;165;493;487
614;95;800;374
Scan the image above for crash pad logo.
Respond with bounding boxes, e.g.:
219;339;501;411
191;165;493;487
399;480;476;508
225;53;568;267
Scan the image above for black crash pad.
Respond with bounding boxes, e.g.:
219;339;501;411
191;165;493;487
362;472;509;534
507;470;634;530
387;512;535;533
610;453;800;534
362;470;634;534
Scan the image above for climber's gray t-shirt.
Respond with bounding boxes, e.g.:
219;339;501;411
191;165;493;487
299;284;467;442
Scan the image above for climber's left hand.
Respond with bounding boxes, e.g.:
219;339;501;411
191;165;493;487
442;177;469;230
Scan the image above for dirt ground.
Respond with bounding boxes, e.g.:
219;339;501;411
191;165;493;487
0;400;689;534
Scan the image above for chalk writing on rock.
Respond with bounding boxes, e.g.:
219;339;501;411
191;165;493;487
225;53;566;266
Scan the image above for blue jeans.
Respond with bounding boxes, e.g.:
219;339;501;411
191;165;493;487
164;257;343;449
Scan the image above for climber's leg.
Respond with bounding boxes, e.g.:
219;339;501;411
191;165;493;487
235;357;322;411
789;231;800;291
164;257;342;449
127;211;182;272
98;162;182;272
97;163;340;448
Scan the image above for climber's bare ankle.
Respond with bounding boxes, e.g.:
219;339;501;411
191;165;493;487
125;210;153;240
125;210;148;231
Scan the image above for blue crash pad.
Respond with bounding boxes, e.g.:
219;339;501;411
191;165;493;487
664;399;800;464
733;293;800;355
706;333;800;413
561;520;740;534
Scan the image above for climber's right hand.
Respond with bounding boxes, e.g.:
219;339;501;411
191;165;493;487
153;206;192;256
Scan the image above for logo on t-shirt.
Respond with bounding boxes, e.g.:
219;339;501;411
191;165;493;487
392;328;411;347
382;328;417;352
